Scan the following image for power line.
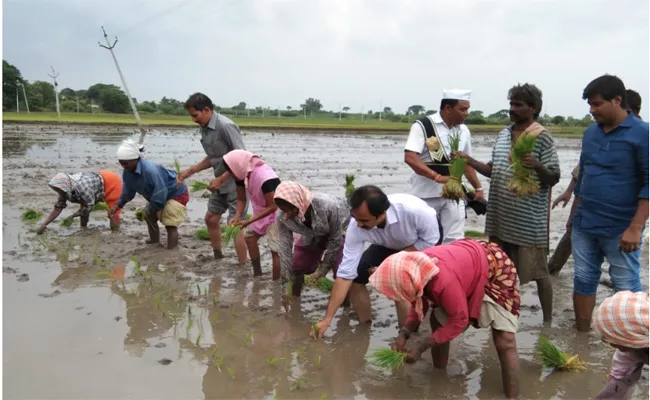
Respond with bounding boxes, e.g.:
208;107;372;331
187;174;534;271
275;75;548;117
114;0;199;36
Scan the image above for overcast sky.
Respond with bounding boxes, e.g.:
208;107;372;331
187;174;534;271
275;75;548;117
3;0;649;118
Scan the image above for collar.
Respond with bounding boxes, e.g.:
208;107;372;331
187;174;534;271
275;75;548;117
432;112;455;129
206;111;218;130
619;111;636;128
385;205;398;226
134;159;144;175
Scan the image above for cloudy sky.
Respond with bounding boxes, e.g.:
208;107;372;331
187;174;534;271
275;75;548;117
3;0;649;118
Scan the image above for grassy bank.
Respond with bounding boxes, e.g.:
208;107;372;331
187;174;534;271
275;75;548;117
2;112;586;135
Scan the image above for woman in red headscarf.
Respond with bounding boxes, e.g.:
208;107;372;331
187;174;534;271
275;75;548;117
369;238;521;399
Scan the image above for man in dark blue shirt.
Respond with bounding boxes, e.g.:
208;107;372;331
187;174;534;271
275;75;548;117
568;75;649;332
111;140;190;249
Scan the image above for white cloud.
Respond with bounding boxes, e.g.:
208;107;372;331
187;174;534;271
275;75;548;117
3;0;648;117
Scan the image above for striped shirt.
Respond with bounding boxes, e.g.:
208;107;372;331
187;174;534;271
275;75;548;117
484;126;560;246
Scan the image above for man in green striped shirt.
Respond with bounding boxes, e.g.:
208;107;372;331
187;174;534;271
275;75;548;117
457;84;561;322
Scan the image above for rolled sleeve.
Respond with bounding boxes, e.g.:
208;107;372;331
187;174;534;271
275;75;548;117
412;207;440;250
277;218;295;281
404;122;425;153
335;224;365;280
636;132;649;199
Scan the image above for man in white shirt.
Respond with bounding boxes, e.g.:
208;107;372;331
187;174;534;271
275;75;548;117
404;89;484;244
311;185;442;339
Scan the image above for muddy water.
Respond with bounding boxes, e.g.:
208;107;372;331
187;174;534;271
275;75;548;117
2;124;648;400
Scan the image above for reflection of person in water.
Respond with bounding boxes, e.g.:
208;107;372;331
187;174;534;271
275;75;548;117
38;170;123;234
370;239;521;399
594;291;649;400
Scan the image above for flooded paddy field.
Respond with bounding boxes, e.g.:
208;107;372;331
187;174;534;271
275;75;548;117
2;123;648;399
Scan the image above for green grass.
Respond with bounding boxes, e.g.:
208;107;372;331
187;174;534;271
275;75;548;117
2;112;587;136
464;230;486;238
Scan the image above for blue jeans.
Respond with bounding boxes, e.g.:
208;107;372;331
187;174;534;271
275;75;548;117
572;226;644;296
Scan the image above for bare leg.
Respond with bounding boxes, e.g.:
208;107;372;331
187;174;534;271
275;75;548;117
271;251;280;281
166;226;179;250
492;329;520;399
548;231;572;275
573;292;596;332
234;232;247;265
205;211;223;258
429;310;450;369
244;233;263;276
144;208;160;244
349;283;372;323
536;277;553;322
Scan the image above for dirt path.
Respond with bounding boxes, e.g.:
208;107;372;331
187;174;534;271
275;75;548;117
3;124;647;399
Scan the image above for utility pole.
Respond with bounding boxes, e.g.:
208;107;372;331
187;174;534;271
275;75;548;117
17;80;30;113
16;90;19;113
361;105;364;121
48;67;61;118
76;96;80;113
379;100;383;122
98;26;146;142
338;102;342;121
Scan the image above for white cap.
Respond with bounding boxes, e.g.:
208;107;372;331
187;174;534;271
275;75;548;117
442;89;472;101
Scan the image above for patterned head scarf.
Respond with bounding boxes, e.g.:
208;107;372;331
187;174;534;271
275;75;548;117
222;150;265;187
593;291;649;349
48;172;82;195
274;181;313;222
369;251;440;321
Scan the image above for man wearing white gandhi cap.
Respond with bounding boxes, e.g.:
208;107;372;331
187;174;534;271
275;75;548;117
404;88;484;244
111;139;190;249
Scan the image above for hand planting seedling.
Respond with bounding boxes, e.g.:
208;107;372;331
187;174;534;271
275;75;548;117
22;209;43;223
441;131;466;200
194;228;210;241
311;321;320;338
368;348;408;371
222;224;241;247
305;276;335;293
537;336;586;372
190;181;210;193
174;158;182;175
508;132;540;198
344;174;356;198
135;209;145;221
60;218;74;228
93;202;109;211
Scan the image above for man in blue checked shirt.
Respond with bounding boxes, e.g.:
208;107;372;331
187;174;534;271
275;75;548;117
111;139;190;249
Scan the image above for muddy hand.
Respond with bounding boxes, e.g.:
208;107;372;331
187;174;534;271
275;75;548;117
177;168;192;185
37;224;46;235
310;320;330;340
391;333;408;352
619;226;642;253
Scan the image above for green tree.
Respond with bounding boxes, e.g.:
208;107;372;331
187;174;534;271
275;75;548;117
383;106;392;114
465;110;486;125
300;98;323;114
342;106;350;112
425;110;436;116
26;81;56;110
407;105;425;115
60;87;76;99
551;115;565;125
99;87;130;113
3;60;25;111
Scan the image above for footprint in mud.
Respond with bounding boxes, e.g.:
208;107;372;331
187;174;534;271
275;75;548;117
154;343;167;348
158;358;172;365
17;273;30;282
38;290;62;298
3;267;17;274
114;316;122;321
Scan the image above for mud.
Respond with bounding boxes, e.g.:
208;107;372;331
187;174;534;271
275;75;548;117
3;124;648;400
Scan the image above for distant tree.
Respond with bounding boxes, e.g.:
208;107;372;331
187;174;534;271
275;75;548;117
552;115;565;125
286;106;292;111
465;110;486;125
367;110;373;115
26;81;56;110
300;98;323;114
579;114;593;126
407;105;426;115
236;101;246;110
425;110;436;116
60;87;76;99
2;60;25;111
488;109;510;120
383;106;392;114
342;106;350;112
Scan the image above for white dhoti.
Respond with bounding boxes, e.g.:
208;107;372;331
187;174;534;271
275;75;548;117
423;197;465;244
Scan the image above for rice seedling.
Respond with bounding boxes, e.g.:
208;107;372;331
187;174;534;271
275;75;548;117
222;224;241;247
537;336;586;372
130;255;141;274
441;131;466;201
244;331;253;346
22;209;43;223
93;202;109;211
319;394;328;400
154;292;162;311
135;209;145;221
508;132;540;198
315;353;321;368
226;365;235;379
368;348;408;371
190;181;210;193
286;278;294;297
247;316;261;326
306;276;335;293
194;228;210;241
311;321;320;338
173;158;182;174
60;218;74;228
344;174;356;198
195;332;202;346
267;356;284;367
296;346;307;361
293;375;305;390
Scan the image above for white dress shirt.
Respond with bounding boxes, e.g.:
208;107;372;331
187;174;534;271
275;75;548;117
404;113;472;199
336;193;440;280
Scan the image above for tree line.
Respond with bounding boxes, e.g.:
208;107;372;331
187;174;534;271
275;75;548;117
3;60;593;126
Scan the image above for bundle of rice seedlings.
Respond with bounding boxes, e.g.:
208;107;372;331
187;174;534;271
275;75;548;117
305;275;335;293
368;348;407;371
190;181;210;193
222;224;241;246
195;228;210;241
344;174;356;198
311;321;320;338
286;278;294;297
135;209;145;221
21;209;43;223
93;202;109;211
441;131;466;200
537;336;586;372
173;158;182;174
507;133;540;198
60;218;74;228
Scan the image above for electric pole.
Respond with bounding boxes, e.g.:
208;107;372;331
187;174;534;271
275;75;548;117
17;80;30;113
98;26;146;141
47;67;61;118
339;103;342;121
16;90;19;113
379;99;383;122
76;96;80;113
